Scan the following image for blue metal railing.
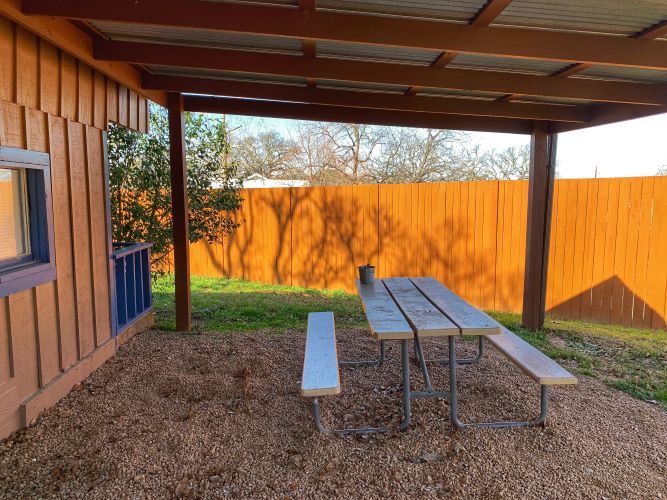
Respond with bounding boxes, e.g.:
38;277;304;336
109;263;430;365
111;242;153;336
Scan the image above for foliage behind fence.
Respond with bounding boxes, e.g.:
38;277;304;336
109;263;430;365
182;177;667;330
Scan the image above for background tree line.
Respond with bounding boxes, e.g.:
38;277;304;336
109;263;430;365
230;119;532;185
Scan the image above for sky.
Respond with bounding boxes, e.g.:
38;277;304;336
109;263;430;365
227;112;667;179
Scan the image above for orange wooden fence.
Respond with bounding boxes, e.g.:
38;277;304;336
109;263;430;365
186;177;667;330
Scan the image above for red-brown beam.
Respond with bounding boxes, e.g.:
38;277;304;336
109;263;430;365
471;0;514;26
408;0;512;95
143;74;591;122
95;40;667;106
182;95;537;134
167;92;191;332
22;0;667;70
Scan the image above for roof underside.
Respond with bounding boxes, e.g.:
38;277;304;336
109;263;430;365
20;0;667;134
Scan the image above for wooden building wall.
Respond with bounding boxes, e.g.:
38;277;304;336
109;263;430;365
0;16;151;439
186;177;667;331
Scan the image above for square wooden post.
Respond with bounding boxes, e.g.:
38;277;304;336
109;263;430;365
522;124;557;330
168;92;191;331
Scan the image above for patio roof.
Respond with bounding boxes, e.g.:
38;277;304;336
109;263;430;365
17;0;667;134
8;0;666;332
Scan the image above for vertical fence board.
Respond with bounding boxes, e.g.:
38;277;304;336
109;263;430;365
632;178;655;328
647;177;667;329
610;179;632;325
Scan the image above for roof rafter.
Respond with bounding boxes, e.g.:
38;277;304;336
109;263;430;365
95;40;667;106
182;95;536;134
142;74;591;123
407;0;513;95
21;0;667;70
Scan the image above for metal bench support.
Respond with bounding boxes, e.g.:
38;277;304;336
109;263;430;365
340;340;386;368
310;397;389;434
447;336;549;429
426;336;485;366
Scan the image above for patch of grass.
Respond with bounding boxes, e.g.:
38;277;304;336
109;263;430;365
153;275;666;409
152;274;366;334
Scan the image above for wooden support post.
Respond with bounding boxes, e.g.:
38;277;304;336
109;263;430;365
522;124;557;330
167;92;191;331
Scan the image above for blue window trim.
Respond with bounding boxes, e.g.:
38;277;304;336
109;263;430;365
0;147;56;298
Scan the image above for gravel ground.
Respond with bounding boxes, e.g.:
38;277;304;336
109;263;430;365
0;328;665;499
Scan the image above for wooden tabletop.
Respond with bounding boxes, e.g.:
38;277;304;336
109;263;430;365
356;277;502;338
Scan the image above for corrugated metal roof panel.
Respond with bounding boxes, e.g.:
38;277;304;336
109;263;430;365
574;65;667;84
492;0;667;36
91;21;303;54
417;87;505;100
205;0;297;6
317;79;409;94
317;0;485;21
317;40;440;65
146;65;307;85
513;95;594;106
448;53;565;75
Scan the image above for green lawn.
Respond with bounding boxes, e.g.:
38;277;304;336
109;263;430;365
153;275;667;409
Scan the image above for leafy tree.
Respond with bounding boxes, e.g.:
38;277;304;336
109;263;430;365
107;104;243;269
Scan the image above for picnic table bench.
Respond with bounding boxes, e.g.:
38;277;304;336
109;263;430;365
301;276;577;433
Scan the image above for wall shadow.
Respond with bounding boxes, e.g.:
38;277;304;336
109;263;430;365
547;275;665;329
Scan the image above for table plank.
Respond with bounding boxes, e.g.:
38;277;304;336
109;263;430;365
411;277;501;336
383;278;459;337
355;280;414;340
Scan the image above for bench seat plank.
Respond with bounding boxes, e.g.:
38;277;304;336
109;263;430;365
301;312;341;397
487;327;578;385
411;277;501;336
356;280;414;340
383;278;459;337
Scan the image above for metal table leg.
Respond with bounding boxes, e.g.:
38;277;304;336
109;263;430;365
429;336;484;366
399;339;412;430
340;340;386;367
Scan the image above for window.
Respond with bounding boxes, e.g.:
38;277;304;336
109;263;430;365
0;147;56;297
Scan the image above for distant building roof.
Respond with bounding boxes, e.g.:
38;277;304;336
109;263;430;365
242;174;307;189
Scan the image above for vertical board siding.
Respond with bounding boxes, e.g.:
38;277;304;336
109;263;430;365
206;178;666;330
0;14;152;438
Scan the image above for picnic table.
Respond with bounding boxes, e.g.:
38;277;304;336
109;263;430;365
301;276;577;434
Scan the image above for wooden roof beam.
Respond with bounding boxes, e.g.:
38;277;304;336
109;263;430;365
95;40;667;106
408;0;513;95
181;95;537;134
471;0;514;26
551;103;667;134
142;74;591;123
21;0;667;71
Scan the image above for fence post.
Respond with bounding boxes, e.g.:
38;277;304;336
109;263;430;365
522;124;557;330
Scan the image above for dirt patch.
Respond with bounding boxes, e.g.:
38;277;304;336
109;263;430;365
0;329;665;499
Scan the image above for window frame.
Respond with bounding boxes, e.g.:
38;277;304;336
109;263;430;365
0;147;56;298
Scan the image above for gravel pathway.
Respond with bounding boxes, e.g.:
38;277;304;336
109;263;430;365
0;328;665;499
